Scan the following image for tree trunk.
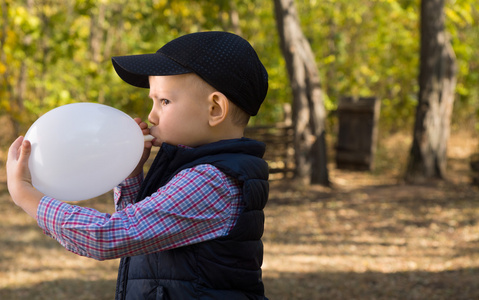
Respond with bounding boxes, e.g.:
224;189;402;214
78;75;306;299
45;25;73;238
273;0;329;186
406;0;457;182
229;0;241;35
89;2;107;103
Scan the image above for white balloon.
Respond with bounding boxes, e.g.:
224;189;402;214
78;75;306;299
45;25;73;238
25;103;144;201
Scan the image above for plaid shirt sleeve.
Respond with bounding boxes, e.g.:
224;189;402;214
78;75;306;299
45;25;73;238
36;164;243;261
113;172;143;211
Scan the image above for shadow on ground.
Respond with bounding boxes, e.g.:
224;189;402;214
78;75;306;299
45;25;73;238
1;279;117;300
2;268;478;300
264;268;479;300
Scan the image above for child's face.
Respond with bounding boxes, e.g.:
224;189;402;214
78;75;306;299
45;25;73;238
147;74;212;147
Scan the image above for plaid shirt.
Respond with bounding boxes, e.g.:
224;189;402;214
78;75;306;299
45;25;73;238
36;164;243;261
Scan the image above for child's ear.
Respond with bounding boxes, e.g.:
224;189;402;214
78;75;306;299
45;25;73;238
208;92;229;127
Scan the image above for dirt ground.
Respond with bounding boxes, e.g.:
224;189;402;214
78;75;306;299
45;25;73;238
0;130;478;300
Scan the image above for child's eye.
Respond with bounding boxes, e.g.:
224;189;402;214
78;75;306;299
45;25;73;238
160;99;170;105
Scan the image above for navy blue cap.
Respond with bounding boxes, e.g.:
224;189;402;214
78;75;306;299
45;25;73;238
111;31;268;116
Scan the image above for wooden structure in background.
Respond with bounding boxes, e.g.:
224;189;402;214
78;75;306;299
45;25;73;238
245;124;295;180
335;96;380;170
245;104;295;180
471;154;479;186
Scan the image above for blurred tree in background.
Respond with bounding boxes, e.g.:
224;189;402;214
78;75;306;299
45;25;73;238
406;0;457;182
0;0;477;138
274;0;329;185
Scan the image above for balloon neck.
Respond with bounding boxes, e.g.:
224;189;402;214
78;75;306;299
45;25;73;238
144;135;154;142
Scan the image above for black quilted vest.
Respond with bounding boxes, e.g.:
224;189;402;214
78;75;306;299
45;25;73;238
115;138;269;300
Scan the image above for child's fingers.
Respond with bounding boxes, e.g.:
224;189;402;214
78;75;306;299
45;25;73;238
8;136;24;161
138;121;150;135
6;137;32;185
133;118;148;126
144;141;153;149
138;121;148;129
18;140;32;165
132;118;150;132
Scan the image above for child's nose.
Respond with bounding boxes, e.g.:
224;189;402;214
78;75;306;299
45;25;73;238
148;112;158;126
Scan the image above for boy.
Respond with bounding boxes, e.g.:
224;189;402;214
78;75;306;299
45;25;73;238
6;31;269;299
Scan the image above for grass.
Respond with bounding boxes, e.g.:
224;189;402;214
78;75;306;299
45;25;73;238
1;129;478;299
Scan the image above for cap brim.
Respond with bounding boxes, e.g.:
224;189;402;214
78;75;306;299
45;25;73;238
111;53;192;88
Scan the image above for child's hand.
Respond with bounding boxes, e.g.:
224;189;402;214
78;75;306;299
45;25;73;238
128;118;153;178
7;137;33;195
6;136;44;218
